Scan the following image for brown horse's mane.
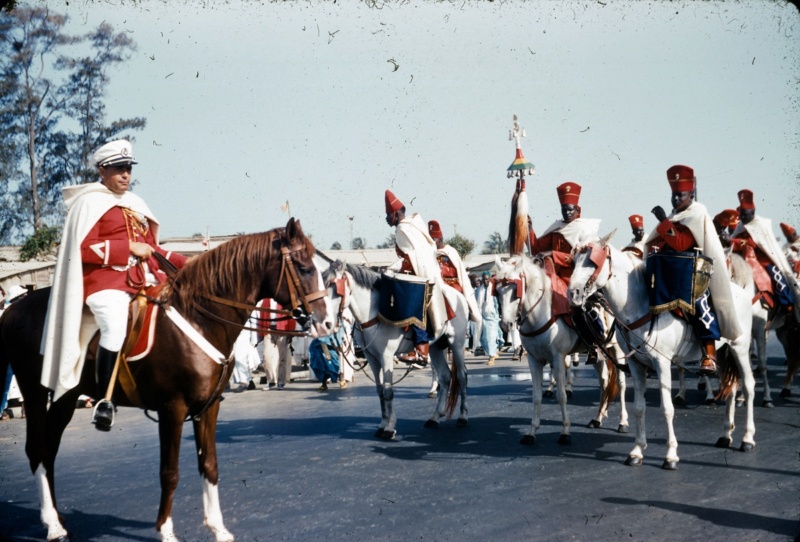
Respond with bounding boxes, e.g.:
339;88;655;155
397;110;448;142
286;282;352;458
169;228;313;309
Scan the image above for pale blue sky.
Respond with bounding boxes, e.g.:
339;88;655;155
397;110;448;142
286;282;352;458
42;0;799;250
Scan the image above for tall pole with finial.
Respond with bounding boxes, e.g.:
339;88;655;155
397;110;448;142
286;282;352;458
507;114;535;255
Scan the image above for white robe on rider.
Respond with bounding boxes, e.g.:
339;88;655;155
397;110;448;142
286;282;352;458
784;238;800;279
40;183;161;401
731;215;800;319
645;200;741;340
437;243;481;322
395;213;448;333
538;218;601;251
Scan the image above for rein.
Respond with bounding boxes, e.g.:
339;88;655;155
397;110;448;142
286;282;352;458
506;273;552;337
193;242;326;337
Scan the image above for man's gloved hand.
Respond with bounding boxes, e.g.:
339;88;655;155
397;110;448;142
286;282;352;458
651;206;668;223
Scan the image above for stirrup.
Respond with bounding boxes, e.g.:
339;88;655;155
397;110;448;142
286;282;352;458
92;399;116;432
697;357;717;376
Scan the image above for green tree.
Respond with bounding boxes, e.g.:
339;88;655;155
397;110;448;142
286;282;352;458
375;233;395;249
330;241;342;250
445;233;475;259
351;237;367;250
0;7;145;246
481;232;507;255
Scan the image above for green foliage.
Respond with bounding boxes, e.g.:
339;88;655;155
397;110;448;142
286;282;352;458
351;237;367;250
0;7;145;242
375;233;396;249
446;233;476;259
19;226;60;261
481;232;508;255
330;241;342;250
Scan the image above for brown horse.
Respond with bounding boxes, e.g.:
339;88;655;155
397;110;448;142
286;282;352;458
0;218;334;542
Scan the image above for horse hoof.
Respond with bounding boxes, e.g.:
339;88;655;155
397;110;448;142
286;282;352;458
625;455;642;466
714;437;732;448
456;418;468;427
380;429;396;440
566;390;573;399
424;419;439;429
543;390;554;398
780;388;792;398
617;424;629;434
735;399;744;408
427;392;438;399
739;442;755;453
520;434;536;446
697;381;707;391
587;419;602;429
557;434;572;446
49;537;70;542
662;459;679;470
762;400;774;409
705;398;716;406
673;395;686;406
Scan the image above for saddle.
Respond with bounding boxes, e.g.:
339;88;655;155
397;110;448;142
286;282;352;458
96;283;167;407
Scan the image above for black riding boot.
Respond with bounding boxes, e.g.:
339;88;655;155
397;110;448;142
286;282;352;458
93;347;118;432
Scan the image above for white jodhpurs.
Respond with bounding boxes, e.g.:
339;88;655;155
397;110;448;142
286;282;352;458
85;289;133;351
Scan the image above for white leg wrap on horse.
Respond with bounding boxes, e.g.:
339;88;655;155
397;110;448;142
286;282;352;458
203;478;234;542
159;517;178;542
35;464;68;541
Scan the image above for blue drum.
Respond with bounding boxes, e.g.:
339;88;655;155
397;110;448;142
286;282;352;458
378;272;431;328
645;251;713;315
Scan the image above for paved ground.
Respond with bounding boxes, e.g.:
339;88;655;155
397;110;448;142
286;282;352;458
1;338;798;542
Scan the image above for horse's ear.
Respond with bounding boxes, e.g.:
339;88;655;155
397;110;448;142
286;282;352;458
286;217;303;244
599;228;617;247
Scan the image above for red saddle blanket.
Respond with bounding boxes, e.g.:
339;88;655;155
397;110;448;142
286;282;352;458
126;285;165;361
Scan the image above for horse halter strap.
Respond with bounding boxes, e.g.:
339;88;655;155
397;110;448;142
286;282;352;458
275;245;327;317
585;244;612;290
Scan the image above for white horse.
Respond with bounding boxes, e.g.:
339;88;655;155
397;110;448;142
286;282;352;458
494;255;628;446
569;239;756;469
322;261;470;438
728;252;800;405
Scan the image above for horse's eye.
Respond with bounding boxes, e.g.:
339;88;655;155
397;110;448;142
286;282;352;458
298;265;314;275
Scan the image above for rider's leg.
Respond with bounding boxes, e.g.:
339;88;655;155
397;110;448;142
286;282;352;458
86;290;132;431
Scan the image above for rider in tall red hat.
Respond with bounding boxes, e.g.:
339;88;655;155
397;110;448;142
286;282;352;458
646;165;741;376
41;140;188;431
622;214;646;259
428;220;480;319
529;181;600;317
712;209;739;248
730;189;800;317
384;190;447;364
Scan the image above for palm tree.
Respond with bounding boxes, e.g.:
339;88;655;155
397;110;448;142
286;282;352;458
481;232;507;254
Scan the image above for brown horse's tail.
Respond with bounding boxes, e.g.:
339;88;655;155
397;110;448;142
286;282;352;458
598;354;620;414
715;343;739;402
445;352;460;419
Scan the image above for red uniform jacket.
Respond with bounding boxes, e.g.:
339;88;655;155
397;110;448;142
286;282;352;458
530;230;574;280
81;206;187;300
648;219;698;253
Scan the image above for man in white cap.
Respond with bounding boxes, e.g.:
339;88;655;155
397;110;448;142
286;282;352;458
40;139;187;431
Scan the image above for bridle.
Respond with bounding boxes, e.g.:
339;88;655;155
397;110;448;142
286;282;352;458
192;240;327;336
498;272;549;336
576;243;613;304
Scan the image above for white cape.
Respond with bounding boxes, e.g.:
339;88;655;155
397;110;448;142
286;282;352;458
395;213;447;332
40;183;160;401
645;201;741;340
